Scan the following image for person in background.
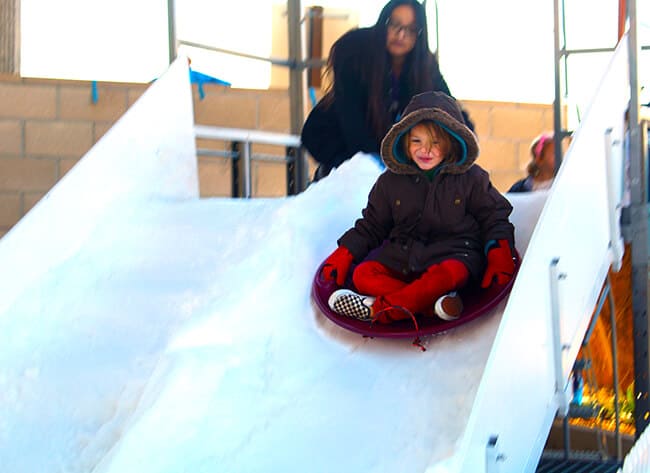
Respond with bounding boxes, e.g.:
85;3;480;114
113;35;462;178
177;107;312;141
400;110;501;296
508;132;556;193
301;0;473;181
320;92;515;324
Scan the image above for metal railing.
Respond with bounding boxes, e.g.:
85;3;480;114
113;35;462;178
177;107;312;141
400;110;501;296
168;3;356;194
194;125;305;198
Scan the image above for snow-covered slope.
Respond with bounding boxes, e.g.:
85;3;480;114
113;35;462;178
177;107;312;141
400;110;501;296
0;45;629;472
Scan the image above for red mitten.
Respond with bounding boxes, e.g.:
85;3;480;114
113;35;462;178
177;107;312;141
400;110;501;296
481;239;516;288
321;246;354;286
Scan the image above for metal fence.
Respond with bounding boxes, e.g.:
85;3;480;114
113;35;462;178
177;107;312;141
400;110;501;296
194;125;305;198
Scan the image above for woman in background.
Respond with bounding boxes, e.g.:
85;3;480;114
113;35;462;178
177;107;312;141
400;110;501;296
301;0;473;181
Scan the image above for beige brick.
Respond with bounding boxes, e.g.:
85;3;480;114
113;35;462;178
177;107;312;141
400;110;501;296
127;85;148;108
476;139;518;171
464;104;490;137
93;122;114;143
258;93;291;133
492;106;547;140
23;192;46;213
59;86;128;121
464;99;503;108
253;143;290;157
0;83;57;119
0;193;21;227
59;158;81;178
26;121;93;157
517;140;535;169
198;157;231;197
254;161;286;197
519;103;555;131
542;110;555;131
270;64;290;90
194;92;257;129
0;120;22;155
0;158;56;191
196;138;229;153
191;82;230;103
488;170;526;194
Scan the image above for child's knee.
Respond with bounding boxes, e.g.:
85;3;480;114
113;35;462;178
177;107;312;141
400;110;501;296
351;261;376;290
436;259;470;287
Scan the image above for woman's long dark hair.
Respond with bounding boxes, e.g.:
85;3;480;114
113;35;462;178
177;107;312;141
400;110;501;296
323;0;442;140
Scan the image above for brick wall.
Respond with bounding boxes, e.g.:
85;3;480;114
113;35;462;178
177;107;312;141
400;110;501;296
0;74;557;238
0;74;148;238
468;100;556;191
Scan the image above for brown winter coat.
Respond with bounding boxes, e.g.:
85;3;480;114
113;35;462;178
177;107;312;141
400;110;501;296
338;92;514;280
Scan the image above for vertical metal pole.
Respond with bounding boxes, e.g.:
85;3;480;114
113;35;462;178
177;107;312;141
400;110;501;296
550;258;570;459
562;416;570;460
550;258;569;418
167;0;177;64
485;435;502;473
618;0;627;41
625;0;650;439
231;142;240;198
599;19;636;453
607;275;623;460
560;0;569;101
286;146;295;195
242;142;252;198
433;0;440;61
287;0;307;192
286;146;304;196
552;0;565;176
605;128;624;271
0;0;20;74
306;6;323;88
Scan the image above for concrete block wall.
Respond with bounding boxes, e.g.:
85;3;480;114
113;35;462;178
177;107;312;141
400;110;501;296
0;74;148;238
468;100;555;191
0;74;556;238
193;85;300;199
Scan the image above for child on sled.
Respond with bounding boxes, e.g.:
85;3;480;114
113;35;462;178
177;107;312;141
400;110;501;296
322;91;516;323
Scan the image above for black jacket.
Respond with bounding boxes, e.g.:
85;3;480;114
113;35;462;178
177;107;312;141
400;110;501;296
301;28;470;169
338;166;514;280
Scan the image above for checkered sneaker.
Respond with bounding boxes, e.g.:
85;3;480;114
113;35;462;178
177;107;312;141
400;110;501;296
434;292;464;321
328;289;375;321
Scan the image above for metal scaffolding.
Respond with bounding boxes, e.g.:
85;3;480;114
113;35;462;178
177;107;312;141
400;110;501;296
553;0;650;440
624;0;650;439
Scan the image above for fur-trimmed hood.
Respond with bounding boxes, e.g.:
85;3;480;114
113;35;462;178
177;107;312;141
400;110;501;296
380;91;479;175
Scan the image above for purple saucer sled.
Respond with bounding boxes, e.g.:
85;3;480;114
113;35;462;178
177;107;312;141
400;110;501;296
312;256;520;338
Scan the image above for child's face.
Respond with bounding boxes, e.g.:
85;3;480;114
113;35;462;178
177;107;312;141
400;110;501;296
407;123;445;171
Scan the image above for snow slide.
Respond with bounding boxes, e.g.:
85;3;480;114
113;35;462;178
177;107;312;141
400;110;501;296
0;40;630;473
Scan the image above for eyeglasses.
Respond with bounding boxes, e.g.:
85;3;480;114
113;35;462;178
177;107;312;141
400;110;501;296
385;18;422;38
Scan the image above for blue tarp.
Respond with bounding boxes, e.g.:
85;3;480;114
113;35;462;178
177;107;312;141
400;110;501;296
189;69;231;99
